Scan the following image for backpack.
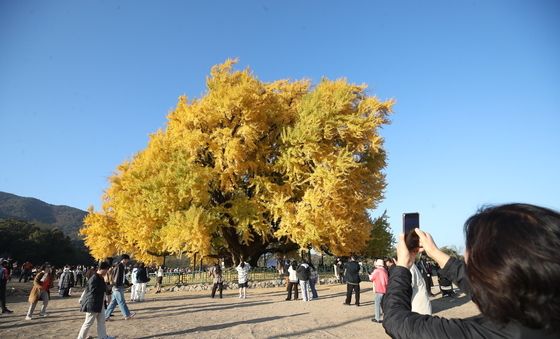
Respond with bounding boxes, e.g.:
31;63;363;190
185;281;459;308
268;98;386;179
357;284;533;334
296;264;310;281
107;266;115;285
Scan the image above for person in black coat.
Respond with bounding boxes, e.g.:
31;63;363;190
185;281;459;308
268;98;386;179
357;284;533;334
135;263;149;302
382;204;560;339
77;261;115;339
342;256;361;306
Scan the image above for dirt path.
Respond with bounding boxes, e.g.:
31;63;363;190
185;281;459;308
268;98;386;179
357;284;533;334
0;283;478;338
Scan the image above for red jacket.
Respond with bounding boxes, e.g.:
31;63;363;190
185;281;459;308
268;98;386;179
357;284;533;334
370;267;388;293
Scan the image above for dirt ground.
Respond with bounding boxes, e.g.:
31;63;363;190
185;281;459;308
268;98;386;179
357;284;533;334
0;282;478;338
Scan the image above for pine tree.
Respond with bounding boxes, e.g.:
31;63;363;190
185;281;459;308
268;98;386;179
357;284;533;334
363;211;395;259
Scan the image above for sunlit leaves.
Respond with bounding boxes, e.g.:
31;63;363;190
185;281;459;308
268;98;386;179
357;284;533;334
81;59;392;262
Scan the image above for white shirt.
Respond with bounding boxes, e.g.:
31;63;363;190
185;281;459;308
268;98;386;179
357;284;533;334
131;268;138;284
288;265;298;282
410;263;432;315
236;263;250;283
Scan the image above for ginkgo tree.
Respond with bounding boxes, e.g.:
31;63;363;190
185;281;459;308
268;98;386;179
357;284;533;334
81;59;393;265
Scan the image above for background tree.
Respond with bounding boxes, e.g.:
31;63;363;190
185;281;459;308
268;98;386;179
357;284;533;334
0;219;94;266
439;245;464;261
81;60;393;265
362;211;395;259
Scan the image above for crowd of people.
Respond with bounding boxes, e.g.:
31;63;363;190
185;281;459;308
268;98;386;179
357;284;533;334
1;203;559;338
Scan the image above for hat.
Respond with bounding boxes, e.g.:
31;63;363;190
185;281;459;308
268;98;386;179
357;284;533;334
375;259;384;267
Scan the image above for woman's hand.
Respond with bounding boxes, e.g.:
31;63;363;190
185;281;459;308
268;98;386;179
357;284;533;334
414;228;451;268
396;233;416;268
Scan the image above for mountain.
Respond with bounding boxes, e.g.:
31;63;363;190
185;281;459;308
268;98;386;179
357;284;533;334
0;191;87;240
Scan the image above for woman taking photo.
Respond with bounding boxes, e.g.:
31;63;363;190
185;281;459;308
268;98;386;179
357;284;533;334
383;204;560;338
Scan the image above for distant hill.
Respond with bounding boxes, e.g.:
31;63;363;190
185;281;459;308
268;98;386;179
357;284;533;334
0;191;87;240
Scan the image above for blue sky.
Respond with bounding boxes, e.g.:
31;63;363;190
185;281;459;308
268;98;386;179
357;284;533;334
1;1;559;250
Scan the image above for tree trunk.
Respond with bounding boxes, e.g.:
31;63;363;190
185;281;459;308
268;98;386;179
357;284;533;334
192;252;197;273
220;226;301;268
222;226;269;267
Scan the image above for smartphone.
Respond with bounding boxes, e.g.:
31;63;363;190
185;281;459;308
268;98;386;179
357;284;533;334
403;212;420;233
403;213;420;250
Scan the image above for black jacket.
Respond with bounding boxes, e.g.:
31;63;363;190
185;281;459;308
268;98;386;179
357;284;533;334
344;261;361;284
136;267;149;283
80;273;106;313
382;258;558;339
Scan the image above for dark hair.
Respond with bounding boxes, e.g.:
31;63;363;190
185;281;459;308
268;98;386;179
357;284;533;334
120;254;130;260
290;260;298;270
464;204;560;331
99;261;110;270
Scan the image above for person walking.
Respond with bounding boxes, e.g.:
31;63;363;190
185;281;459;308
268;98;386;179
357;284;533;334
105;254;135;320
130;264;139;302
296;261;311;301
370;259;389;323
236;259;250;299
208;262;223;299
58;266;75;297
76;266;84;287
418;255;435;297
85;266;96;280
136;263;149;302
19;261;33;283
77;261;115;339
276;256;285;277
102;258;113;312
343;255;361;306
155;265;164;294
334;258;345;284
0;259;13;314
309;262;319;299
285;260;299;301
26;263;53;320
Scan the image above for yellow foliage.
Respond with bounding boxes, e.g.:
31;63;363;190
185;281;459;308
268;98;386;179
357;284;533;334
80;59;392;262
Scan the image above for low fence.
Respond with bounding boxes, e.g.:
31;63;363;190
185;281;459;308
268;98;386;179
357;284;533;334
147;266;373;286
